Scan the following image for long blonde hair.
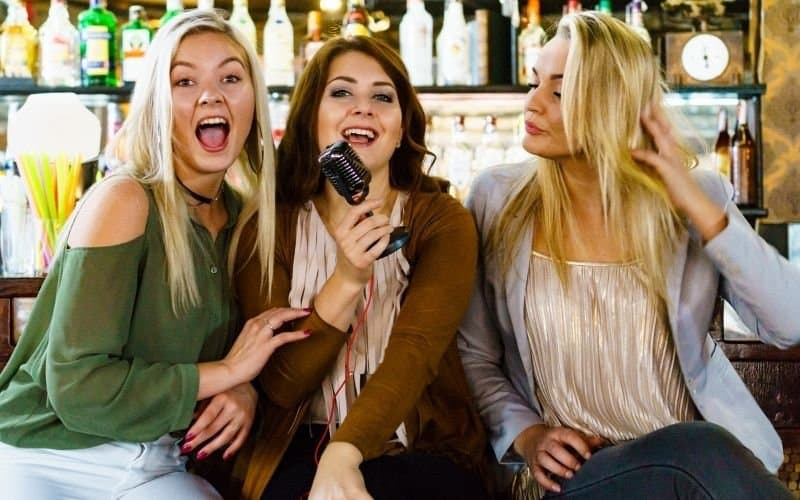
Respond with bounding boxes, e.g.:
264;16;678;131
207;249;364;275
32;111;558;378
108;9;275;314
488;12;694;305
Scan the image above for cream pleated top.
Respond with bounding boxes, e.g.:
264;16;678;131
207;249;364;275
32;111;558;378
524;251;695;443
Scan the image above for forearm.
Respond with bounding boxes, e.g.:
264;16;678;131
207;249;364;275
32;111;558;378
313;269;365;331
197;360;241;400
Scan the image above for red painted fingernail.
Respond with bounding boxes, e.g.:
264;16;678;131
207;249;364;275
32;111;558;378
196;451;208;461
303;329;312;336
184;433;195;441
181;444;193;454
223;453;231;461
303;307;313;312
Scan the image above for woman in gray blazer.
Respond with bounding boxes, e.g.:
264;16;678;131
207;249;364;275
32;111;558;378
458;12;797;500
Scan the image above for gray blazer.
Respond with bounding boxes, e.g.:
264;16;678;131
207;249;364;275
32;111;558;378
458;162;800;473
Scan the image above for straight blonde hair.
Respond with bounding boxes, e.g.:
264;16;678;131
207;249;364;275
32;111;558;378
488;12;694;306
108;9;276;314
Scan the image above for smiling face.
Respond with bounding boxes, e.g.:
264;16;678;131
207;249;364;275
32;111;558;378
522;35;573;161
316;50;403;177
170;31;255;180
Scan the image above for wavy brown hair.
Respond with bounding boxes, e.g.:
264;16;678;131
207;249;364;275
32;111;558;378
276;35;430;206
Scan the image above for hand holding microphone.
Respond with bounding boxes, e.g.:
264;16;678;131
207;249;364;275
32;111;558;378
318;140;409;259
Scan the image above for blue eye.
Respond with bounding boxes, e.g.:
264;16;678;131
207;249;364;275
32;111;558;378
374;93;393;103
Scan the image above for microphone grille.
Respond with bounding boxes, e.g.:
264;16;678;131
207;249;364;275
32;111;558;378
318;141;371;204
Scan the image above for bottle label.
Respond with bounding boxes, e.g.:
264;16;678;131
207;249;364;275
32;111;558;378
122;29;150;82
83;26;111;76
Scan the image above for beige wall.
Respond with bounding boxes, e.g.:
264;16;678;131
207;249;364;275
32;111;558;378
761;0;800;221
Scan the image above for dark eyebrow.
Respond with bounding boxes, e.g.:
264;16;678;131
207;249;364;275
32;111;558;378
171;56;245;71
531;68;564;80
326;75;396;90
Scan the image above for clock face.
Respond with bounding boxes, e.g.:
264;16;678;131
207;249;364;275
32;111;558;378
680;33;730;82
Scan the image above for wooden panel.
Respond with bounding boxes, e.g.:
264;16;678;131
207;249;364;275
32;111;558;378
0;298;11;371
731;361;800;429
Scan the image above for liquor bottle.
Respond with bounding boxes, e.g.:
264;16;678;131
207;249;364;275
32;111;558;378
230;0;257;54
442;115;474;199
563;0;582;15
712;108;731;180
159;0;184;28
120;6;152;84
78;0;118;87
38;0;80;86
597;0;612;13
399;0;433;86
730;101;757;205
197;0;214;10
342;0;371;37
436;0;470;86
474;115;505;170
0;0;38;79
301;10;326;69
626;0;650;46
517;0;546;85
263;0;294;86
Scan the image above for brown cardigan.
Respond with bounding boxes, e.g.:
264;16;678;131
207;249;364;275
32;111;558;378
231;180;488;499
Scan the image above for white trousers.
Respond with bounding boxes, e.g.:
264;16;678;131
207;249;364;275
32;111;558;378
0;435;222;499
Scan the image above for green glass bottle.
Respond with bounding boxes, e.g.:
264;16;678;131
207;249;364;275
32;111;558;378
78;0;118;87
159;0;184;30
120;6;153;84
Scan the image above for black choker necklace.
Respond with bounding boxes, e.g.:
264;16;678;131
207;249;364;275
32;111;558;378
176;176;223;205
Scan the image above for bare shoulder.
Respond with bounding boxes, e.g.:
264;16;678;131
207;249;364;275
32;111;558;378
67;175;149;248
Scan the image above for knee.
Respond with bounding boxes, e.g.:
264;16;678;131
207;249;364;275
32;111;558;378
658;422;745;457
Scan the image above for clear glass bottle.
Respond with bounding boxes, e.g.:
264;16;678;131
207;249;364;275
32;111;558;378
78;0;118;87
436;0;470;86
263;0;295;86
563;0;582;14
442;115;474;199
474;115;506;170
159;0;184;28
0;0;38;79
120;5;152;84
38;0;80;86
400;0;433;86
301;10;326;69
712;108;731;180
230;0;257;54
196;0;214;10
517;0;546;85
626;0;650;46
342;0;371;37
730;101;757;205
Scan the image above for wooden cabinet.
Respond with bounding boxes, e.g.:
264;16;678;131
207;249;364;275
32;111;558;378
0;277;43;370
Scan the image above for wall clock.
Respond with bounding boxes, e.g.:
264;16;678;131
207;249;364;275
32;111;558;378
664;31;744;86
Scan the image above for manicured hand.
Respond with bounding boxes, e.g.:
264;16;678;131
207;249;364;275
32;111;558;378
183;382;257;461
309;442;373;500
514;424;607;494
632;102;727;242
222;307;312;385
331;198;392;286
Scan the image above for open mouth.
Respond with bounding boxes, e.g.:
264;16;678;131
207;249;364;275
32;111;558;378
342;127;378;145
196;117;230;152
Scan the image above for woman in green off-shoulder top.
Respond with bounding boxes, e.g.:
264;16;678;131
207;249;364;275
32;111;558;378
0;10;309;499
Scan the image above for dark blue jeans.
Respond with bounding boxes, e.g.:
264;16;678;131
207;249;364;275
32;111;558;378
542;422;792;499
263;424;487;500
